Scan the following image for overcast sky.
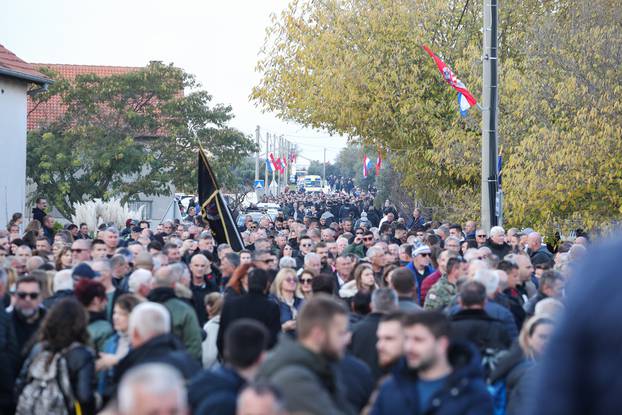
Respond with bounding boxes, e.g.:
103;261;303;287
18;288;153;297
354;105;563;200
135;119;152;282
0;0;347;162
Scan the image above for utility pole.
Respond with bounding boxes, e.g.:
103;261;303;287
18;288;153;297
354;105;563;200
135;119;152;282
481;0;499;231
254;126;260;182
265;132;269;196
323;148;326;187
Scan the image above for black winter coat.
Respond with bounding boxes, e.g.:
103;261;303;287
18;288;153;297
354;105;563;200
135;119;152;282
113;333;200;386
0;307;18;413
450;309;512;352
349;313;383;379
188;365;246;415
216;292;281;357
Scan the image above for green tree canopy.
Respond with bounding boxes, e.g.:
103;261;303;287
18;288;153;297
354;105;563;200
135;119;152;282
28;62;256;218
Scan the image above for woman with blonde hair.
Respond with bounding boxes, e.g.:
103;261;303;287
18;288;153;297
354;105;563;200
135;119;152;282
338;262;377;300
269;268;303;332
202;292;224;368
490;316;555;414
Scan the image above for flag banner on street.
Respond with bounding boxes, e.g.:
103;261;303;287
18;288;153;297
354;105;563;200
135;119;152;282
265;158;273;173
363;155;374;177
375;151;382;176
423;44;477;117
198;148;244;251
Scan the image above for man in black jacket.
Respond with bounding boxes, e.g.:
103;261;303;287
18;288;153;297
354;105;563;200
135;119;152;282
0;269;18;414
450;280;511;359
113;302;201;387
188;319;269;414
31;197;47;225
188;254;218;326
10;276;46;356
216;269;281;356
349;288;398;380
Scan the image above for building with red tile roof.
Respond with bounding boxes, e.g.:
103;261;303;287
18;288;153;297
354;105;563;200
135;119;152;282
27;63;141;130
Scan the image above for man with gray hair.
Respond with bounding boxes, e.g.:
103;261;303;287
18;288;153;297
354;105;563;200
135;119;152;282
486;226;511;259
128;269;153;300
349;288;398;379
147;266;203;361
303;252;321;276
527;231;554;266
118;363;188;415
113;302;200;386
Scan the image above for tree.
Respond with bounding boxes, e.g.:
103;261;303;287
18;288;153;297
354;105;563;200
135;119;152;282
502;0;622;231
28;62;256;218
252;0;614;229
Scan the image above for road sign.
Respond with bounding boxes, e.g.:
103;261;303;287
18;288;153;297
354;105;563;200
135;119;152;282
254;180;264;189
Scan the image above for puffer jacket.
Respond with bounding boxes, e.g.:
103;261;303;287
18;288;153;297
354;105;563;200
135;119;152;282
257;335;356;415
371;341;493;415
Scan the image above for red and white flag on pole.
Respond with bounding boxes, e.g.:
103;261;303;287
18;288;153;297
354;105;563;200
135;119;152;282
423;44;477;116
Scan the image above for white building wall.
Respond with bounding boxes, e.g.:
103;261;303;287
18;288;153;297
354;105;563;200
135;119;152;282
0;76;28;228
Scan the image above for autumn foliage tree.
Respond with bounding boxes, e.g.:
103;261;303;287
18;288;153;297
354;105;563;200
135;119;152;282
252;0;622;230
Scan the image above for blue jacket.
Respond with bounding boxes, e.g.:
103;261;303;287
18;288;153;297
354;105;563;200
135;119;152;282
188;365;246;415
371;342;493;415
269;295;303;324
98;332;126;400
406;263;434;303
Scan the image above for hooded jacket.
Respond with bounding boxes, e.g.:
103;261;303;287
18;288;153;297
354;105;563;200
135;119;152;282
147;287;203;361
371;342;493;415
257;335;356;415
188;365;246;415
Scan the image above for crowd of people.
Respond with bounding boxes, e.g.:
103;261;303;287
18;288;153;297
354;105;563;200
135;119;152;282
0;192;592;414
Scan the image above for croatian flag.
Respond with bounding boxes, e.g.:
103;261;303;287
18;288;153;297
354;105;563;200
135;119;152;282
363;155;374;178
423;45;477;117
269;153;279;173
375;152;382;176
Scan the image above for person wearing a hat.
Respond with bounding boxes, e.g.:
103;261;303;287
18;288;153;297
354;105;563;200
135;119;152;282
72;263;101;281
406;245;434;303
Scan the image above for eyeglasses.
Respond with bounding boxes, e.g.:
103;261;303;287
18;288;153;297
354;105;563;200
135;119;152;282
476;234;487;238
16;292;39;300
285;277;297;283
300;278;313;284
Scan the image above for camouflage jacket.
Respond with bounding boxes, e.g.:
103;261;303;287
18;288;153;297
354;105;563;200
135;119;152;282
424;275;457;311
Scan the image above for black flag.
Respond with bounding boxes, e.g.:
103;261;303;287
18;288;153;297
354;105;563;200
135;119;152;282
197;148;244;251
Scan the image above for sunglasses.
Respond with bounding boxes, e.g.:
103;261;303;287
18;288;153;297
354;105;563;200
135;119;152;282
419;253;430;257
477;234;487;238
363;236;373;241
16;292;39;300
300;278;313;284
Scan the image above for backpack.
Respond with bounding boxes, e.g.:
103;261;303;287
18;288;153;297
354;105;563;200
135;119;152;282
487;380;507;415
16;344;79;415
